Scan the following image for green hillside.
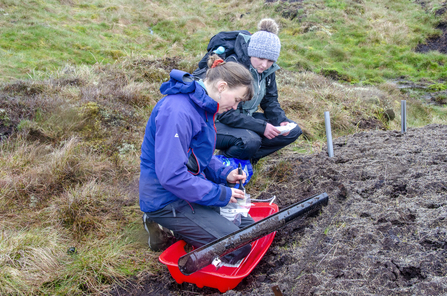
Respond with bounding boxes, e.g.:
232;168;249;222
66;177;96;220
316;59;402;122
1;0;447;83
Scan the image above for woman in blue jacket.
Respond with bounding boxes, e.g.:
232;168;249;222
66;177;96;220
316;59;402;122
139;55;255;264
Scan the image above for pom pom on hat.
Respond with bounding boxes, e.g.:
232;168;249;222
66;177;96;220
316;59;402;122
248;18;281;62
258;18;279;35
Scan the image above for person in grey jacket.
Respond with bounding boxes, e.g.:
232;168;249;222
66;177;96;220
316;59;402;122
204;18;302;164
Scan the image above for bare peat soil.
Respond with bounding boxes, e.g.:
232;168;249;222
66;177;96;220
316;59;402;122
111;124;447;296
415;22;447;54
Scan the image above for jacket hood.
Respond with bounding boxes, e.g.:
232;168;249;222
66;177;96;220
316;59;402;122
234;33;252;68
160;69;218;113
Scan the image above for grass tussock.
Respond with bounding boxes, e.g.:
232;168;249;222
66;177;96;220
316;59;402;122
0;227;65;295
0;137;119;211
0;225;155;295
0;56;159;294
40;238;136;295
56;180;132;239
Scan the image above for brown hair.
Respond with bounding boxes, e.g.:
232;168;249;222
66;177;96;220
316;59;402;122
205;54;254;102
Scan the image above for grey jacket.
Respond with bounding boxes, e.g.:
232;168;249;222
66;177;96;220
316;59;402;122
216;33;290;135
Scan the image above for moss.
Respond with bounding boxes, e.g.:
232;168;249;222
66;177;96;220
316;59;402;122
364;76;385;85
428;83;447;91
79;102;100;118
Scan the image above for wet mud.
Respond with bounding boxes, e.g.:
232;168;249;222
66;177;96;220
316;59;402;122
111;124;447;295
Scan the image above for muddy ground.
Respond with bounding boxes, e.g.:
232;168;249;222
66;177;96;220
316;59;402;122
111;124;447;296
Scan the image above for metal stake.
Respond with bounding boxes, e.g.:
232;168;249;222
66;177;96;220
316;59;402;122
401;100;407;133
324;111;334;157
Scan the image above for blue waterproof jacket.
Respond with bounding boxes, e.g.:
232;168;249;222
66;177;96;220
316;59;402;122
139;70;233;213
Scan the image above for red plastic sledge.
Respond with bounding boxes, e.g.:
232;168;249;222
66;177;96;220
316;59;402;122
159;202;278;293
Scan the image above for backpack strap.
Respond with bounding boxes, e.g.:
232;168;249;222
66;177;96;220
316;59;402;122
193;30;251;80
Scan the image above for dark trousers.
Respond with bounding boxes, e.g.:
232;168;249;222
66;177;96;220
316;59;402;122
215;113;302;162
146;199;255;264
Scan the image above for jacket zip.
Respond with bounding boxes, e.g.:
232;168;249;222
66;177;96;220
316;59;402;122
213;104;219;149
187;201;195;214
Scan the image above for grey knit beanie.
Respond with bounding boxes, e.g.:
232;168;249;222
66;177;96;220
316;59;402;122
248;18;281;62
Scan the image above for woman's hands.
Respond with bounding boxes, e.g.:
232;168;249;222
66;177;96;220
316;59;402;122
264;122;291;139
229;188;245;203
264;123;280;139
227;168;246;184
227;168;246;203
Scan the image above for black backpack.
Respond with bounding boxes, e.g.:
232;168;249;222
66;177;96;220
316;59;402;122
192;30;251;80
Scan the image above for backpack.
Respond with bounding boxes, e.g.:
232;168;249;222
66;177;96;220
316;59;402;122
192;30;251;80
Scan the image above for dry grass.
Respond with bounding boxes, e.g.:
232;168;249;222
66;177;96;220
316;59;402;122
0;223;154;295
0;52;444;294
0;137;119;211
277;69;402;140
0;56;165;294
366;19;410;45
0;227;65;295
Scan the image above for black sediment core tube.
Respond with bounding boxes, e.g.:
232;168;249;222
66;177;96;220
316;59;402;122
178;192;329;275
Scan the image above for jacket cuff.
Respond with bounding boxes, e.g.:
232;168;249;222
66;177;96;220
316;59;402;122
252;120;267;135
218;184;232;205
221;165;233;184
